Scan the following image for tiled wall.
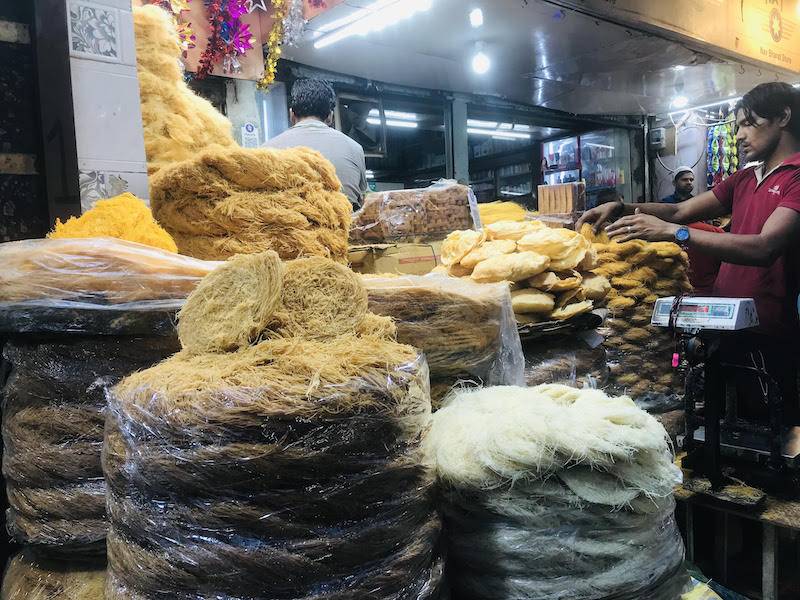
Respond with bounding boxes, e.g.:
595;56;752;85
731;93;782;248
66;0;149;212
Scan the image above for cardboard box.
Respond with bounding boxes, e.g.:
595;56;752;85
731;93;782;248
349;241;443;275
538;182;586;214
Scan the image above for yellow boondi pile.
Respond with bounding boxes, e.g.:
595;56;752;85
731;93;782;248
48;193;177;253
437;220;609;324
478;201;529;225
581;225;692;405
133;5;235;176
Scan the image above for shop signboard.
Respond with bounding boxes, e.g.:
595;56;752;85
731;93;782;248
550;0;799;74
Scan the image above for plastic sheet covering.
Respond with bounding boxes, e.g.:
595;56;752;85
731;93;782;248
523;335;607;389
2;335;180;555
104;351;443;599
363;274;524;386
427;384;686;600
350;180;481;243
0;238;218;311
0;551;106;599
603;310;683;413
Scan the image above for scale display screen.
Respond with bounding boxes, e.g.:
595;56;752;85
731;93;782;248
651;297;758;331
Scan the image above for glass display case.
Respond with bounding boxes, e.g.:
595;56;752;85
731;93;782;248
542;130;631;207
580;129;631;206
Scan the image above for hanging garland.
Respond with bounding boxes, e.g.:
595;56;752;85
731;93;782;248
257;0;304;89
147;0;197;56
196;0;256;78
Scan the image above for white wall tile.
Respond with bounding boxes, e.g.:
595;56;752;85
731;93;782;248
70;57;147;167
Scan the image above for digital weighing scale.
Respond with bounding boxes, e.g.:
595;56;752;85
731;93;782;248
652;297;800;493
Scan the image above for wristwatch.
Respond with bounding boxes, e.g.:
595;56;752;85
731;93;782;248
675;226;690;247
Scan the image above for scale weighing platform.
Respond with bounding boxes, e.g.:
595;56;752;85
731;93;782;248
651;296;759;331
651;296;800;493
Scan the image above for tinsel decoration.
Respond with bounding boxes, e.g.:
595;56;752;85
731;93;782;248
146;0;196;56
282;0;306;47
257;0;287;89
197;0;256;78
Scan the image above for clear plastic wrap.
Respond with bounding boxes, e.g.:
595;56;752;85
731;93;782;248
2;335;180;555
362;274;524;386
440;490;687;600
0;551;106;599
523;335;608;389
350;180;481;243
427;384;687;600
103;349;443;599
602;309;684;413
0;238;218;311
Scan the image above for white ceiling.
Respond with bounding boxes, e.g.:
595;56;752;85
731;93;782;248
285;0;795;116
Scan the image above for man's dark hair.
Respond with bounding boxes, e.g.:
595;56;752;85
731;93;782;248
735;82;800;138
290;78;336;120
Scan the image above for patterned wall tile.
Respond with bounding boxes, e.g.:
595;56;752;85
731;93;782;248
68;1;120;62
79;169;106;212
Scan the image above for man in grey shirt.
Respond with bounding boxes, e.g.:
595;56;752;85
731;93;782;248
264;78;367;209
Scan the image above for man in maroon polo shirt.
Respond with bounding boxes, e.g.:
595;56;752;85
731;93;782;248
577;82;800;419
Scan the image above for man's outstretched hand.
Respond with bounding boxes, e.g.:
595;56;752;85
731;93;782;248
575;201;625;233
606;209;679;242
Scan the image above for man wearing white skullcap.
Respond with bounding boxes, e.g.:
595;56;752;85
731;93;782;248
660;165;695;203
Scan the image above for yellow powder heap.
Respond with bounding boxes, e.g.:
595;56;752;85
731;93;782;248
48;192;178;253
133;5;235;176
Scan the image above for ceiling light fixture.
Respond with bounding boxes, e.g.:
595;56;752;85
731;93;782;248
467;119;498;128
669;94;743;116
670;95;689;109
468;127;530;140
469;8;483;28
366;170;375;179
367;117;418;128
314;0;433;49
368;109;418;121
472;50;490;74
672;65;686;71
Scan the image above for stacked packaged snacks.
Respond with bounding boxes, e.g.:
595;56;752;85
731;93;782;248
350;181;480;244
362;275;524;389
427;384;687;600
1;550;106;599
438;220;610;324
582;226;692;412
104;253;443;599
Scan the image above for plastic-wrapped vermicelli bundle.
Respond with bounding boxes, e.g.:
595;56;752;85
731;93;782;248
0;551;106;599
2;335;180;556
0;237;217;306
362;274;524;386
103;338;443;599
427;384;687;600
523;336;608;389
